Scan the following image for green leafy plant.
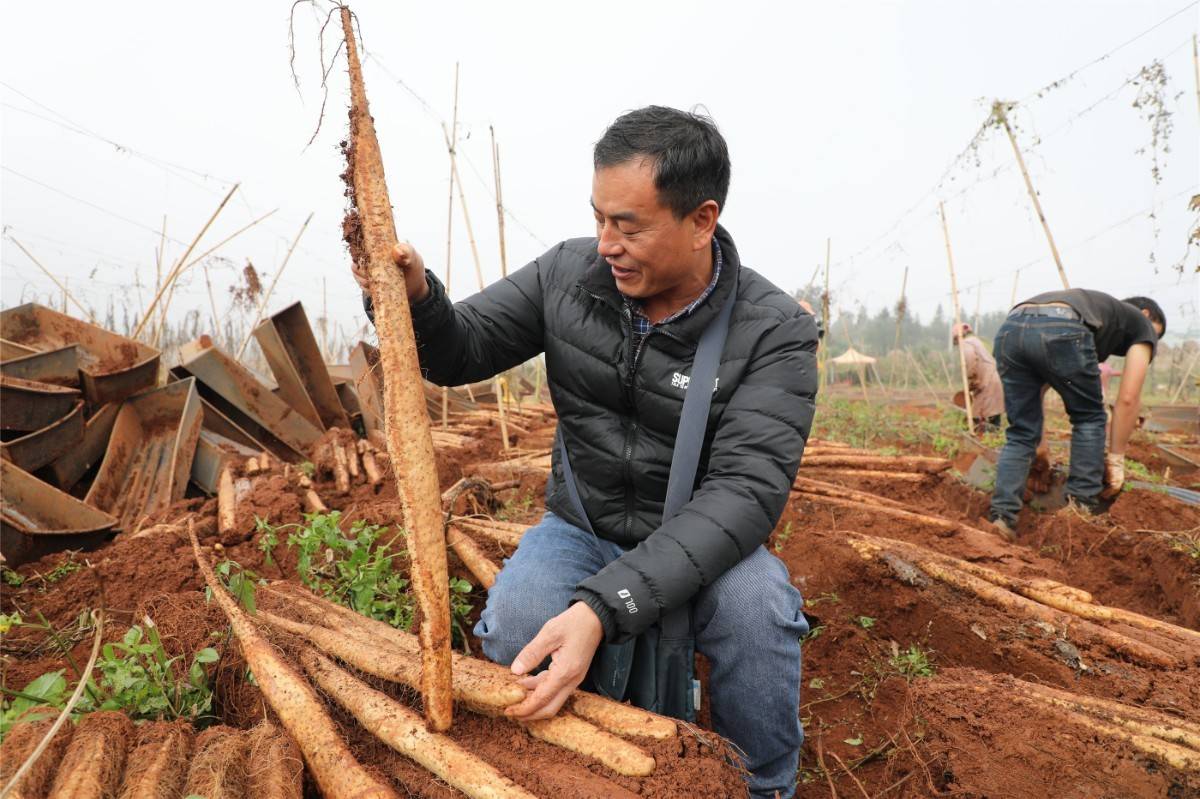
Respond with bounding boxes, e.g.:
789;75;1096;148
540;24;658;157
856;615;876;629
0;619;218;738
773;521;794;553
208;560;260;613
256;517;280;567
1167;533;1200;560
889;644;936;680
1;567;24;587
42;556;83;584
270;512;476;651
298;461;316;478
0;611;21;635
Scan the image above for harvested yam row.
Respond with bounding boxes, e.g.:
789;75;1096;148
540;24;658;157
430;429;477;449
183;726;247;799
803;447;884;457
848;532;1200;650
806;439;853;448
258;610;655;776
247;720;304;799
451;517;528;549
1005;676;1200;751
804;468;930;483
447;524;500;589
847;535;1182;668
188;520;400;799
796;490;997;545
301;648;539;799
264;582;676;741
47;710;132;799
793;476;914;511
0;717;74;799
800;454;951;473
117;719;193;799
954;679;1200;772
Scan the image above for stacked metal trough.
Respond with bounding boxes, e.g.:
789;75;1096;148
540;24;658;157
0;301;435;567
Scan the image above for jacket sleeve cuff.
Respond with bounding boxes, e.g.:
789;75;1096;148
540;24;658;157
362;271;442;328
574;558;658;643
571;591;619;643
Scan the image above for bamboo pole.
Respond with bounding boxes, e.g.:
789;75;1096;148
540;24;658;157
838;314;870;403
821;238;831;387
939;202;974;431
235;212;313;360
202;264;221;340
892;266;908;353
6;236;96;323
440;67;460;433
490;126;509;279
993;101;1069;289
340;7;453;731
1169;348;1199;404
443;123;510;451
133;183;240;339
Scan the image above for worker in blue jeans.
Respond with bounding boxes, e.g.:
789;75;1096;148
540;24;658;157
988;289;1165;538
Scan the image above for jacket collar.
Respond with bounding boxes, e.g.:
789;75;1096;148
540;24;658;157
578;224;741;346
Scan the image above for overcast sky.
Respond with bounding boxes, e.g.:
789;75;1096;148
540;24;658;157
2;0;1198;350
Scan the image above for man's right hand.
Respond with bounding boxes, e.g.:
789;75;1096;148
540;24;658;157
1026;444;1053;495
351;242;430;303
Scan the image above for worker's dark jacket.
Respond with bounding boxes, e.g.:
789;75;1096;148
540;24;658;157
365;226;819;643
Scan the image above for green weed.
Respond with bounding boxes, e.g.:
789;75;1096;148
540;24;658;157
889;644;936;680
773;521;794;553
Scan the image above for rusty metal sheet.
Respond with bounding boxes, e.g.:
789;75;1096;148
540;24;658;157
0;338;38;361
333;380;365;437
191;430;259;495
349;341;384;433
195;388;304;464
253;302;349;431
178;339;320;454
1;459;117;567
1;399;85;472
327;363;353;381
0;304;160;405
1;375;81;432
84;378;203;530
42;402;120;492
0;345;79;387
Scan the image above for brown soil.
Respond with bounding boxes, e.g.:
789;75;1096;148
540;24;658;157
4;402;1198;797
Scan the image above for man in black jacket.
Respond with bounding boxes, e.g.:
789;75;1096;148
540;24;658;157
356;106;819;797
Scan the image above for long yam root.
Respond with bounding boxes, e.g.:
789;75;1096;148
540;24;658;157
47;711;132;799
188;520;399;799
301;648;537;799
263;582;676;740
447;525;500;589
340;5;453;730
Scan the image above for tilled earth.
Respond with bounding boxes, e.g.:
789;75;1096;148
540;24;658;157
2;404;1197;798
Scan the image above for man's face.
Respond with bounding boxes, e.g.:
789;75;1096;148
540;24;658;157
591;158;709;299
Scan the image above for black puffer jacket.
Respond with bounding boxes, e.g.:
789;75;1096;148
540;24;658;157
370;226;819;642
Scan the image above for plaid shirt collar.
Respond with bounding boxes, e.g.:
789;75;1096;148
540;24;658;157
623;238;723;344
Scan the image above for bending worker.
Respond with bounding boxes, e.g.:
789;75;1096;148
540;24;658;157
987;288;1165;537
355;106;819;798
951;322;1003;432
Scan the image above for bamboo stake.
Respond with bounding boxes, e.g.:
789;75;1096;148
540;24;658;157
442;123;510;451
235;212;313;360
993;101;1069;289
133;182;240;339
6;237;95;323
821;238;831;387
202;264;222;341
340;7;453;732
490;126;509;278
892;265;908;353
440;67;460;433
939;201;974;432
1169;348;1199;404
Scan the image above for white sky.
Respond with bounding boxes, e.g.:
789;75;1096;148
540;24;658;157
2;0;1198;348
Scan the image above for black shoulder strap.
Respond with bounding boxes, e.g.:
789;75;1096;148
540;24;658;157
559;266;738;537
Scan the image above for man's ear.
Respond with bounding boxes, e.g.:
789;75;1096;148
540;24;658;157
690;200;720;251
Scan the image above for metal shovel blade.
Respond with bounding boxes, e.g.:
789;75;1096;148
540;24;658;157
1;459;117;567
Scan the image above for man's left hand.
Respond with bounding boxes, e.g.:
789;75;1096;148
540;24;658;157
505;602;604;721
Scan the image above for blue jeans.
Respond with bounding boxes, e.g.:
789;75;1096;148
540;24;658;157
989;315;1106;524
476;510;808;798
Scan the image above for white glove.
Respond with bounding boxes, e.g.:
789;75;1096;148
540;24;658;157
1101;453;1125;499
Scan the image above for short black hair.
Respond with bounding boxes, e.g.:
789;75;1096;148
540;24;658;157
1123;296;1166;337
593;105;731;219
